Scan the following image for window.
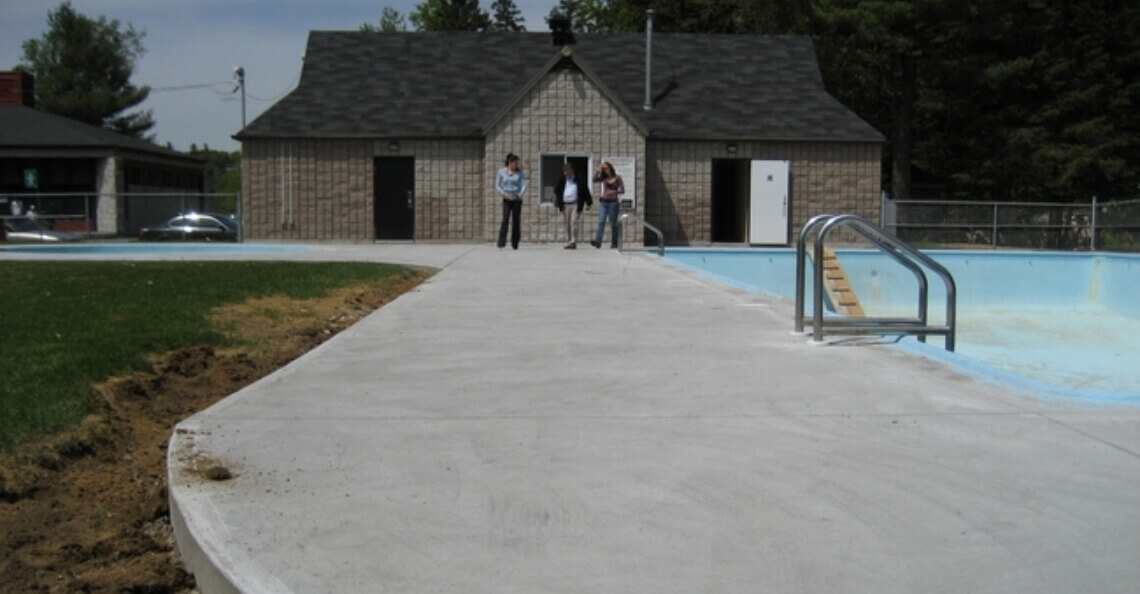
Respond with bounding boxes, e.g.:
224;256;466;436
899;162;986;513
539;153;591;206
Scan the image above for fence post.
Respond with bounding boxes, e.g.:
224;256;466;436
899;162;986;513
992;203;999;248
1090;196;1097;251
236;191;243;243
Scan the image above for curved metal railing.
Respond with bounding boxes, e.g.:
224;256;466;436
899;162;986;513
618;212;665;257
795;213;957;351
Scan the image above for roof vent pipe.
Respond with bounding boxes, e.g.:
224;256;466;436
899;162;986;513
643;9;654;111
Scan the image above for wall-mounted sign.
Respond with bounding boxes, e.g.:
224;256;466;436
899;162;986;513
598;156;635;210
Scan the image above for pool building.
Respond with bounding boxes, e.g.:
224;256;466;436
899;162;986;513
236;28;883;244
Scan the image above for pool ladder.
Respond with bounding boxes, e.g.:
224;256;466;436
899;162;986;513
795;214;957;352
618;212;665;257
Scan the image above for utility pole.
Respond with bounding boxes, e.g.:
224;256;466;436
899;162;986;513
233;66;246;128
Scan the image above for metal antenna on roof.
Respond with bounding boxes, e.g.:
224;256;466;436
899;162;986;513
644;9;654;111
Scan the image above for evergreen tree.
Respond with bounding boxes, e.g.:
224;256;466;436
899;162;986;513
361;6;408;32
410;0;491;31
604;0;808;34
490;0;525;32
546;0;614;32
20;1;154;138
905;0;1140;202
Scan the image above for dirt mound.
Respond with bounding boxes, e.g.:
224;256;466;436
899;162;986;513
0;271;428;593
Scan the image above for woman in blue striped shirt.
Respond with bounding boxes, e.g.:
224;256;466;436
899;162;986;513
495;152;527;249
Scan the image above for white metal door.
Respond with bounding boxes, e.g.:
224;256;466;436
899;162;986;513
749;160;789;244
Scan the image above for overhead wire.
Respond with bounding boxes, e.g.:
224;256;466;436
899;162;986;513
145;62;303;102
246;65;303;102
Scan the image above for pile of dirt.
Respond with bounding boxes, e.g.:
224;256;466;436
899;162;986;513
0;270;429;593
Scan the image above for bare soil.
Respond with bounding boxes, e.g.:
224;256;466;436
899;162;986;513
0;270;430;593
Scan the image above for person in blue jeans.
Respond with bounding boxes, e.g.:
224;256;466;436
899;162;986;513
495;152;527;249
591;161;624;248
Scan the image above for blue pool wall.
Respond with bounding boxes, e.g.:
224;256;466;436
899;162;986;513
664;248;1140;320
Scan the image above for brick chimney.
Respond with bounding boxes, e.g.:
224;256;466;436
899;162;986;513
0;71;35;107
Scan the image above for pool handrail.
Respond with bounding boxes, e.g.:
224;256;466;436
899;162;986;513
618;212;665;257
795;214;957;351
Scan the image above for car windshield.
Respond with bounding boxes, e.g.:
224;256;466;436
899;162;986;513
5;217;41;232
204;214;239;230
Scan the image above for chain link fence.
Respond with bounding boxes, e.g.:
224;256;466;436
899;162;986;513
2;192;239;239
882;197;1140;251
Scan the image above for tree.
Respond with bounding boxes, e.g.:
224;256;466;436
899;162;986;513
410;0;491;31
546;0;614;32
190;146;242;197
603;0;809;34
361;6;408;32
19;1;153;138
490;0;525;31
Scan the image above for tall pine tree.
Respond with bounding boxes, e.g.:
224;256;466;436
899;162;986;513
410;0;491;31
20;1;154;138
490;0;525;31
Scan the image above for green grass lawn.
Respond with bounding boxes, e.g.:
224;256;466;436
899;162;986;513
0;260;414;451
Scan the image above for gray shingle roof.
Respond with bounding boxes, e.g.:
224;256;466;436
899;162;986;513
239;31;883;143
0;105;199;163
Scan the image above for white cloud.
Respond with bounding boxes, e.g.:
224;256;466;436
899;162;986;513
1;0;555;152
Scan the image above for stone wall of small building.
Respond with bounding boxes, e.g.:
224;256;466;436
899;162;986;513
646;141;882;244
485;64;646;244
405;139;485;241
242;138;485;241
242;138;373;240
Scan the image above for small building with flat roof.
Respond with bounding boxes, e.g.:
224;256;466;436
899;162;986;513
0;70;205;235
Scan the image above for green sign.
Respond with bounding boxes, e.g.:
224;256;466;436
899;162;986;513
23;168;38;190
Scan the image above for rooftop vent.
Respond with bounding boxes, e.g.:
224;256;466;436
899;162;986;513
549;16;575;46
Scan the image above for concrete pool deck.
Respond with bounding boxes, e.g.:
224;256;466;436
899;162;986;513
87;243;1136;593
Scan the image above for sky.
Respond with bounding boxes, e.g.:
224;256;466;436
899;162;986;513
1;0;556;153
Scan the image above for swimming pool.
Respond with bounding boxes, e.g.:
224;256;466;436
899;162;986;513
0;242;313;255
665;249;1140;403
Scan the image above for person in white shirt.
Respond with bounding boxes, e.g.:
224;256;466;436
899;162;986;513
554;163;592;249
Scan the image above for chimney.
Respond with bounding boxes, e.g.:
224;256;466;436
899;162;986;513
0;71;35;108
550;15;575;46
643;9;654;111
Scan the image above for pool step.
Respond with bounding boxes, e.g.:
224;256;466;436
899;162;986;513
817;247;865;317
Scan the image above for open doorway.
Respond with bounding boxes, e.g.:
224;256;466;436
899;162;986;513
711;159;790;245
712;159;749;243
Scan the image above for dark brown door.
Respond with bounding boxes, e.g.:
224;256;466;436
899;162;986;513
374;157;414;240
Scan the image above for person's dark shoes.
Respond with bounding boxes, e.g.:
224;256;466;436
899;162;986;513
564;243;576;249
611;244;619;249
590;240;601;249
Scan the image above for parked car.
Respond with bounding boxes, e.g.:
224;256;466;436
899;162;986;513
138;213;239;241
3;216;82;242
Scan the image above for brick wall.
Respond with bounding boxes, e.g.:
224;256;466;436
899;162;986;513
647;141;882;245
242;139;373;240
485;65;646;244
406;139;484;241
242;138;484;241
